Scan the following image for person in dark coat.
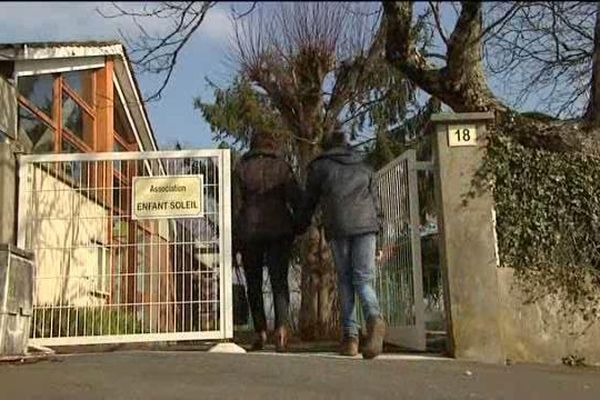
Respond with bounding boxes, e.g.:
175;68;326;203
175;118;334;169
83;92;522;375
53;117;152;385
299;128;386;359
232;131;302;352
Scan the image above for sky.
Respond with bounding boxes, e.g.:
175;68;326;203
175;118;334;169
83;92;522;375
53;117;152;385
0;2;584;150
0;1;242;149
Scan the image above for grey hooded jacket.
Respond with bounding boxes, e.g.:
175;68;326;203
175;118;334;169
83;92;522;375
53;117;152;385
301;146;383;240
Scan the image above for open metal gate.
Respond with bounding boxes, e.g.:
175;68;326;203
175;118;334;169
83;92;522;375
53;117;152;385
17;150;232;346
374;149;426;351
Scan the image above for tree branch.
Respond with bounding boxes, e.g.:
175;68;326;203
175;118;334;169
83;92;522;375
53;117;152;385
231;2;258;20
383;1;442;96
479;2;523;41
585;1;600;124
429;1;449;46
327;21;386;127
98;1;217;101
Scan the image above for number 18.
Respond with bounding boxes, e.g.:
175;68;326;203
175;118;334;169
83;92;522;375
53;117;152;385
454;128;471;142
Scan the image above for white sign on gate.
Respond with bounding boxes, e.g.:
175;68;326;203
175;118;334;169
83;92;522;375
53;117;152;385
132;175;204;220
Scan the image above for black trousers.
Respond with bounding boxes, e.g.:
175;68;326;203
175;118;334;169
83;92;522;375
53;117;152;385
241;238;292;332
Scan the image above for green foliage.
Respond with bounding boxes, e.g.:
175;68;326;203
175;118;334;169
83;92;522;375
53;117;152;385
195;77;289;149
520;111;559;123
345;58;417;140
476;116;600;313
364;131;405;169
32;307;144;337
364;97;441;168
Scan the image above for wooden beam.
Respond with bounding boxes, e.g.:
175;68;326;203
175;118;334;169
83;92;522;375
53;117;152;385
95;58;114;153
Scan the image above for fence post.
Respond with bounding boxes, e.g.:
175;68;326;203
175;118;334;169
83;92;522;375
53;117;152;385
432;112;505;364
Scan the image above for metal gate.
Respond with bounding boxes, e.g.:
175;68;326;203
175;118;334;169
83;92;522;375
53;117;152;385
374;149;426;351
17;150;232;346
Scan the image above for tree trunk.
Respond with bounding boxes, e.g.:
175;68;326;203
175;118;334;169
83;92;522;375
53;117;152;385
383;1;507;115
585;2;600;125
298;226;340;340
294;140;340;340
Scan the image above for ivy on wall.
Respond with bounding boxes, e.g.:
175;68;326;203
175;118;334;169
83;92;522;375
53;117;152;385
475;114;600;314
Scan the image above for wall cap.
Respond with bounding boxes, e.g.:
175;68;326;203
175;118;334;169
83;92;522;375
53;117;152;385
431;112;495;123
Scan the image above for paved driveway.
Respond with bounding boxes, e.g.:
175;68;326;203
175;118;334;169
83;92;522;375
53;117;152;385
1;351;599;400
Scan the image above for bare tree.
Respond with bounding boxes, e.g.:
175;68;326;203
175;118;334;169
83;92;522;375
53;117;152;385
232;3;405;169
99;2;218;101
202;2;417;339
383;1;600;126
485;2;599;121
586;2;600;124
382;1;516;114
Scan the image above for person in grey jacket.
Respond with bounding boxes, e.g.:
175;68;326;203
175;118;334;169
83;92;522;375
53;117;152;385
299;128;386;359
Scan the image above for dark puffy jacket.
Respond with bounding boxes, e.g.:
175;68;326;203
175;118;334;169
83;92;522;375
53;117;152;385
301;146;382;239
233;150;301;245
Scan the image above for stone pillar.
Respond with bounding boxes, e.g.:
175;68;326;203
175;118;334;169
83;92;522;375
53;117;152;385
432;112;505;364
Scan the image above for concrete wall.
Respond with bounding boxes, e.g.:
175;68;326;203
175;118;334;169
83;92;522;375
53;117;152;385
0;76;16;140
432;112;600;366
497;267;600;366
0;77;18;245
27;166;110;307
0;143;17;245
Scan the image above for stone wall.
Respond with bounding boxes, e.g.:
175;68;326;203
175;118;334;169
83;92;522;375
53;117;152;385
497;267;600;366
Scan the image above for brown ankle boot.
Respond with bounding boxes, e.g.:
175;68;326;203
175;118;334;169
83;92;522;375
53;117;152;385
339;337;359;357
362;316;386;360
251;331;267;351
275;326;288;353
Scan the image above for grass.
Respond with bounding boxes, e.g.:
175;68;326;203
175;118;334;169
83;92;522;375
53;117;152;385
31;306;144;338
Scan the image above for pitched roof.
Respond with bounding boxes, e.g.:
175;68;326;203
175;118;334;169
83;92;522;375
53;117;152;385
0;41;122;50
0;40;159;152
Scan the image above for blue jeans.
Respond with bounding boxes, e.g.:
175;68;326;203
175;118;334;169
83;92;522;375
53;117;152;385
330;233;382;339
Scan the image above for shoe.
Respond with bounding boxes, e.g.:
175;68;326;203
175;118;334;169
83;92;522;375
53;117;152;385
362;316;386;360
275;326;288;353
251;331;267;351
339;337;359;357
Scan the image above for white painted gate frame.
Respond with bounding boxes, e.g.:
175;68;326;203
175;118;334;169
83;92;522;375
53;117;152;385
375;149;427;351
17;150;233;346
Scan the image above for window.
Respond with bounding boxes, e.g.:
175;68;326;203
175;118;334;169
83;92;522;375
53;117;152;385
63;70;94;105
113;90;135;142
113;176;130;214
61;141;91;185
62;93;94;145
18;105;55;153
113;140;129;174
17;68;97;155
17;74;54;117
114;140;127;152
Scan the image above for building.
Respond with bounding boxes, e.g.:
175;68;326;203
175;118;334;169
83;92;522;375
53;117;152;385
0;42;219;342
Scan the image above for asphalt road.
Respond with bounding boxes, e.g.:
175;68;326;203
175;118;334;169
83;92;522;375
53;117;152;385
1;351;599;400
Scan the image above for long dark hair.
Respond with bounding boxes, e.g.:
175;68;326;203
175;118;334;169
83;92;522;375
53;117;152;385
250;130;280;152
321;128;347;150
